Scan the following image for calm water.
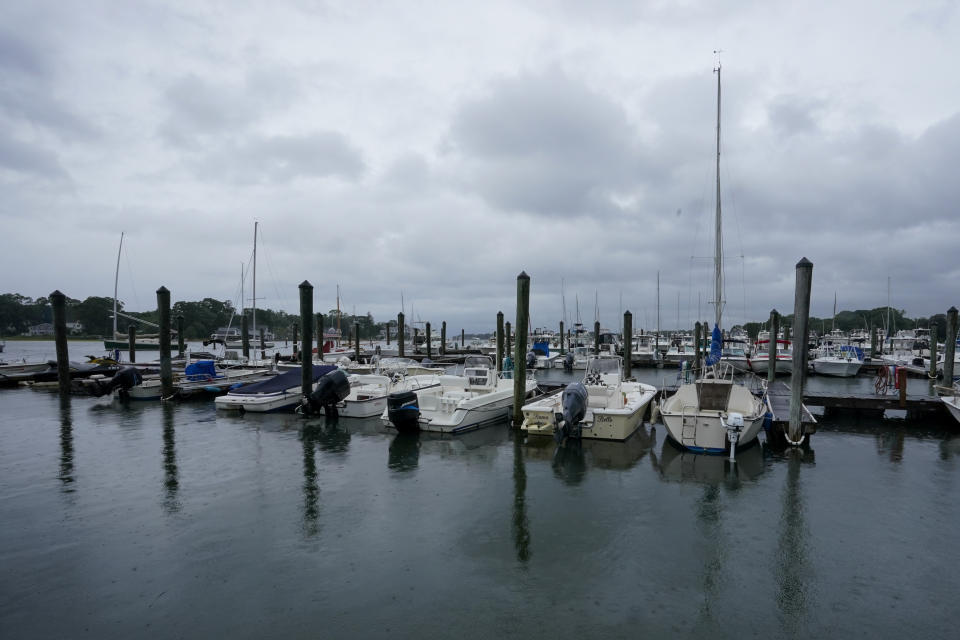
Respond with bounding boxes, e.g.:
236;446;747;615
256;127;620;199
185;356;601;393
2;342;958;638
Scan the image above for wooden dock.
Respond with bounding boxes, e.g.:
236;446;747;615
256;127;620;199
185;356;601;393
765;382;816;430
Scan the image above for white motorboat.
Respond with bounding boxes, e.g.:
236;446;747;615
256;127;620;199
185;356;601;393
657;63;768;456
215;365;336;413
382;355;538;434
748;339;793;375
811;344;863;377
942;393;960;425
521;356;656;441
122;361;272;400
337;372;441;418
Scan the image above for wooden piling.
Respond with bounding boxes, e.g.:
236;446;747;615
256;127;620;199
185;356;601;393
386;322;390;346
496;311;504;373
461;328;465;349
623;311;632;377
292;323;299;357
128;325;137;363
354;321;361;362
241;315;250;359
413;328;419;354
177;314;185;358
505;322;512;358
299;281;313;399
768;309;780;386
594;320;600;355
441;321;446;356
898;368;907;408
398;312;405;357
929;323;938;380
870;323;877;359
943;307;957;384
788;259;812;443
559;321;565;355
513;272;530;427
694;322;702;372
50;290;70;397
425;322;432;359
157;286;173;398
317;314;324;361
260;327;266;359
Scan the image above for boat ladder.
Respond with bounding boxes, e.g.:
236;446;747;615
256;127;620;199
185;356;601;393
680;404;698;446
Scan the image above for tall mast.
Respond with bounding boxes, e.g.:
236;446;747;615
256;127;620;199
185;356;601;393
252;221;257;339
656;271;661;337
337;284;341;339
113;231;124;338
833;292;837;332
713;62;724;330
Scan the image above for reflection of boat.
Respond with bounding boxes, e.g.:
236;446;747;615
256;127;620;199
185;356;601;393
521;356;656;441
387;433;420;472
522;426;655;472
655;437;765;483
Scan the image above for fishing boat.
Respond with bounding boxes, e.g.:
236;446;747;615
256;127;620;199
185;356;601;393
658;62;768;455
811;344;863;377
337;372;442;418
119;361;273;401
942;390;960;425
382;355;537;434
215;365;336;413
748;338;793;375
520;356;656;441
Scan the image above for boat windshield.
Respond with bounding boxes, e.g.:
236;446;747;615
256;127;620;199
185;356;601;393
463;355;493;369
585;357;620;375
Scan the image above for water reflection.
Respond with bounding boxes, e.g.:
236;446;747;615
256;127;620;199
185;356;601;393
161;403;180;514
695;483;724;625
776;446;815;634
58;396;74;492
512;433;531;565
521;427;657;486
300;419;353;538
876;431;905;463
653;440;765;486
387;433;420;472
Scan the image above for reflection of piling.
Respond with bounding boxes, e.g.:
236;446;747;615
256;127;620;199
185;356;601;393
496;311;504;373
512;435;531;563
128;325;137;363
161;402;180;513
513;272;530;428
59;396;73;489
788;260;812;443
594;320;600;355
157;286;173;398
929;323;938;380
177;314;185;357
944;307;958;383
51;290;70;397
559;321;565;355
768;309;780;386
426;322;432;359
398;312;405;357
241;315;250;359
623;311;632;377
299;281;313;399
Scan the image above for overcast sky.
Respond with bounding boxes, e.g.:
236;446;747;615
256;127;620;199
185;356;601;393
2;0;958;332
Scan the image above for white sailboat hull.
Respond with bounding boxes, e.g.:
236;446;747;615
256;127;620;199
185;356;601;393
659;379;767;454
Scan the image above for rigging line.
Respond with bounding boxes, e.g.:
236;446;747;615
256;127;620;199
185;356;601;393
256;226;285;307
123;241;141;311
721;138;748;328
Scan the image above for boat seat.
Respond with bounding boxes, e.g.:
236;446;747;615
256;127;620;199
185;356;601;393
696;380;732;411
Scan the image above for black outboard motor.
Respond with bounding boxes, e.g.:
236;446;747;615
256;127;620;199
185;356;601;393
308;369;351;416
563;352;574;372
87;366;142;397
526;351;537;369
387;390;421;433
554;381;588;442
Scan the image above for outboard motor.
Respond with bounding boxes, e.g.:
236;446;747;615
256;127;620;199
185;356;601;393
526;351;537;369
307;369;351;416
554;381;588;442
387;390;421;433
87;366;142;397
563;352;574;372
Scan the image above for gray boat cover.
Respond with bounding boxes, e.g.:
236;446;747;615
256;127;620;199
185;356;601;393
229;365;336;395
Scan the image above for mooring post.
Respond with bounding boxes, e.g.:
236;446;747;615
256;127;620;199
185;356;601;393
425;322;432;359
768;309;780;386
788;260;812;443
385;322;390;346
929;323;939;380
157;286;173;398
177;314;185;358
943;307;958;384
317;314;324;361
513;272;530;427
354;321;361;362
128;325;137;363
413;328;419;354
398;313;405;357
594;321;600;355
870;322;877;359
292;323;299;358
623;311;633;378
51;290;70;397
241;315;250;359
496;311;504;373
559;321;565;355
441;321;446;356
505;322;512;357
899;368;908;408
260;327;266;359
299;281;313;400
693;322;701;372
461;328;465;350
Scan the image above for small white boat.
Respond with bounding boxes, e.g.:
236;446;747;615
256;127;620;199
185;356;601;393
748;339;793;375
521;356;656;441
943;394;960;425
811;344;863;377
215;365;336;413
337;372;441;418
382;355;537;434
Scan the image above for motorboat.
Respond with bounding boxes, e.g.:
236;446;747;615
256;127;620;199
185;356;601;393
748;339;793;375
382;355;538;434
215;365;336;413
942;392;960;425
721;337;751;372
115;360;273;400
336;372;441;418
811;344;863;377
521;356;657;441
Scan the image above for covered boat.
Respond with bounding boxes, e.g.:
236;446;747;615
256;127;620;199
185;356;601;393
215;365;336;413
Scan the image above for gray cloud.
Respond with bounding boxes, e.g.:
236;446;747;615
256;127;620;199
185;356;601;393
0;132;68;179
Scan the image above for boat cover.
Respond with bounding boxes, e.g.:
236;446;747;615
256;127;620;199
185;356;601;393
228;365;336;395
185;360;221;381
705;324;723;366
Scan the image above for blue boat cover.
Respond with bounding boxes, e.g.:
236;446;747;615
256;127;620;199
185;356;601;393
228;365;337;395
532;339;550;357
705;324;723;366
185;360;221;381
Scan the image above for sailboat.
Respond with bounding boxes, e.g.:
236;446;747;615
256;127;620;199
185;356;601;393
103;232;173;351
658;62;768;455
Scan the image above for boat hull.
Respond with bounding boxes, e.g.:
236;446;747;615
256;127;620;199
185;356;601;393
748;356;793;375
521;383;656;441
658;380;767;453
215;390;301;413
943;396;960;425
811;357;862;377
